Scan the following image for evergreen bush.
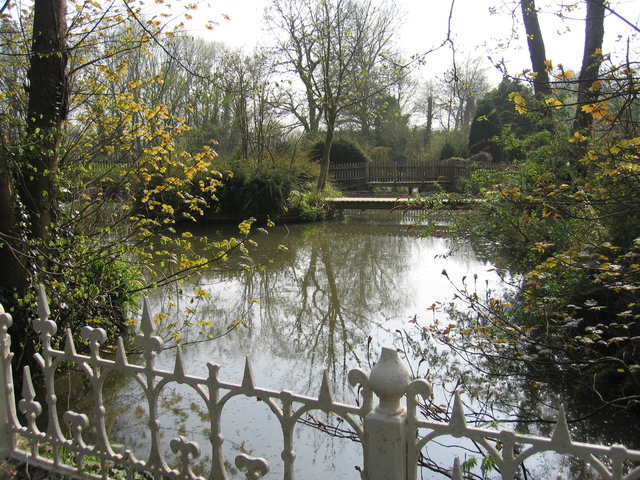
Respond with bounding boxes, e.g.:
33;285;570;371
308;138;371;164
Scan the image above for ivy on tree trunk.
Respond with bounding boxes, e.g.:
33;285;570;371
0;0;68;290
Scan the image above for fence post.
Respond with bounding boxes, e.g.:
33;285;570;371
362;347;410;480
364;162;370;187
0;302;15;458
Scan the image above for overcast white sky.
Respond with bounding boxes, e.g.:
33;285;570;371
182;0;639;86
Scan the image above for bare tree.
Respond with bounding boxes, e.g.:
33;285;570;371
431;57;490;133
267;0;406;189
267;0;323;134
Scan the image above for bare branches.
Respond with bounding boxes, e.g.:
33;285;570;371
0;0;11;15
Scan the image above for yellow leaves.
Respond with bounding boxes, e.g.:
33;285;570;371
145;145;164;157
588;80;601;92
193;288;209;298
545;98;563;109
581;101;610;119
532;241;554;253
97;65;121;82
609;137;640;155
126;102;141;113
117;60;128;75
554;69;574;80
145;104;169;120
509;92;528;114
609;145;622;155
500;186;521;197
579;150;599;164
238;218;256;235
569;132;587;143
164;177;182;186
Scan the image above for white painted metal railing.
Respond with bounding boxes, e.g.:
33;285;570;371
2;286;640;479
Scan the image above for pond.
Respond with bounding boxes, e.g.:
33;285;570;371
66;209;640;479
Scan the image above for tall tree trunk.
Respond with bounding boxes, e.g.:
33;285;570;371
317;109;336;190
573;0;606;132
2;0;68;379
308;90;321;134
19;0;68;241
0;158;28;290
462;95;475;136
0;0;67;291
235;92;249;161
521;0;551;96
424;96;433;148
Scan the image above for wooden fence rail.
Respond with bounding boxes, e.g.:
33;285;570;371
328;160;489;188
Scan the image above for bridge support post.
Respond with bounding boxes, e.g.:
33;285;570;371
362;347;410;480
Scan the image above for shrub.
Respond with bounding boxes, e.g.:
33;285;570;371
213;155;320;219
287;185;341;222
439;140;458;160
308;138;371;164
468;98;504;162
368;146;394;162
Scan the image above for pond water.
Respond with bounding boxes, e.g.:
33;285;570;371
66;209;640;479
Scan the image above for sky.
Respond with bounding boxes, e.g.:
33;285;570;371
181;0;639;87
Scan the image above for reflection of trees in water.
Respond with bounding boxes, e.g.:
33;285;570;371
148;223;421;391
243;224;414;387
99;223;427;475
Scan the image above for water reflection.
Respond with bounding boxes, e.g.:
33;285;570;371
51;211;640;479
94;217;505;478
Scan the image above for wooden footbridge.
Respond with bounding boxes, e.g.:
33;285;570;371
328;160;479;190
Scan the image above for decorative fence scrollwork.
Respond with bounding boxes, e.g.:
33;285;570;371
1;286;640;479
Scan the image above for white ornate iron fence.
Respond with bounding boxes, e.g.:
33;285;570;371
1;286;640;480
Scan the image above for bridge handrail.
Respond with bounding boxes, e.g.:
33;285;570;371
329;160;496;185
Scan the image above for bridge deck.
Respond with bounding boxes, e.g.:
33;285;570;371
326;197;409;210
327;196;479;210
